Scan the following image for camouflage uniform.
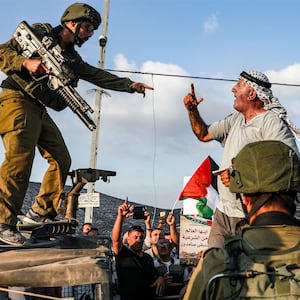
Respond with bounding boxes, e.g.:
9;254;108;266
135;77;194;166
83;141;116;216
184;141;300;299
0;23;135;225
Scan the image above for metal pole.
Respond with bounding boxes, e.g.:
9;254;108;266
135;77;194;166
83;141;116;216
85;0;111;223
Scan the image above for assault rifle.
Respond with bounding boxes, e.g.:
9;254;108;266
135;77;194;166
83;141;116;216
13;21;96;131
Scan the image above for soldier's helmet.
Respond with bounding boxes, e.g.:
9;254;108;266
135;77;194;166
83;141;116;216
229;140;300;194
61;2;101;30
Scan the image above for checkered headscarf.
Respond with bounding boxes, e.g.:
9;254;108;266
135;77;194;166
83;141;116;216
240;71;300;141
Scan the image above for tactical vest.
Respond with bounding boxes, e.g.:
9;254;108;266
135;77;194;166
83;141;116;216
211;229;300;299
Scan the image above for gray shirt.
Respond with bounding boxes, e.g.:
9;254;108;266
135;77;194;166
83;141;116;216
208;110;299;217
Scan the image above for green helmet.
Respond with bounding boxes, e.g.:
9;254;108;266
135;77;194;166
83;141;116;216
61;2;101;30
229;140;300;194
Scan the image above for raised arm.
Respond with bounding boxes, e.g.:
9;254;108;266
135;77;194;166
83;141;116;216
183;83;213;142
111;197;133;255
167;212;179;248
143;209;152;247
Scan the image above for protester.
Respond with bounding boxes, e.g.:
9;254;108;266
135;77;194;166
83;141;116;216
143;209;163;252
0;2;153;246
183;71;300;248
144;227;164;258
111;198;165;300
154;237;190;297
183;140;300;300
80;222;92;236
144;210;179;259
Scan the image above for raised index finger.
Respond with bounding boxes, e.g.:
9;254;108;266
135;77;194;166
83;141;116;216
191;83;195;96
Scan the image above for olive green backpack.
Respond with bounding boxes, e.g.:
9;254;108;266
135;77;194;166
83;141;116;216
209;230;300;299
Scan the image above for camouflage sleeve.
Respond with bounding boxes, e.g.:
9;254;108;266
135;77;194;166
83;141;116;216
0;23;51;76
0;38;26;75
78;59;135;93
183;248;227;300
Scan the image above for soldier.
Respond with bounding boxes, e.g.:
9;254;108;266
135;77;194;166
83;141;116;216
183;140;300;299
0;2;153;246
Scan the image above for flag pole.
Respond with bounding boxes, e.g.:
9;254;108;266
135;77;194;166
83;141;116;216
170;199;178;215
171;193;181;214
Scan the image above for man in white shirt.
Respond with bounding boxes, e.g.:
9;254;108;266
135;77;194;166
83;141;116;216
183;70;300;248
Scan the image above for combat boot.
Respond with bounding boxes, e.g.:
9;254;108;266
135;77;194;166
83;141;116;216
23;209;55;224
0;224;26;246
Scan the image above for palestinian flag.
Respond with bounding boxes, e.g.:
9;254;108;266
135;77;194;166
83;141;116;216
178;156;219;223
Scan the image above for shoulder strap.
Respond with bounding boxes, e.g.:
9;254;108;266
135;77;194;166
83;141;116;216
28;23;54;44
31;23;53;34
222;232;300;299
223;235;243;273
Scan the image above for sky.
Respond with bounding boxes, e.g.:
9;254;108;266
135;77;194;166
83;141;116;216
1;0;300;210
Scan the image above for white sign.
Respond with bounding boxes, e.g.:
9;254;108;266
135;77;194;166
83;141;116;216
179;215;211;263
78;192;100;208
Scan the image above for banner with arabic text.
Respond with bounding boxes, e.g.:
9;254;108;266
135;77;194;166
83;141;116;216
179;215;210;264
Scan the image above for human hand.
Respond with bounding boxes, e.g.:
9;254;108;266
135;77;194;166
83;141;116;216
163;272;173;285
184;83;204;111
118;197;134;219
22;58;48;75
167;212;175;226
151;276;165;296
131;82;153;97
220;169;231;187
144;209;151;225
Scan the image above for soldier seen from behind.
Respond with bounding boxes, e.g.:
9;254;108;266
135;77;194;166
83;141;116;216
183;140;300;299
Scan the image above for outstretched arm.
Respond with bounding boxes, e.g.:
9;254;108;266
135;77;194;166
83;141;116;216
183;83;213;142
79;61;154;96
130;82;153;97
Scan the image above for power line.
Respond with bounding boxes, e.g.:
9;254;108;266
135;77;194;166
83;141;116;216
104;69;300;87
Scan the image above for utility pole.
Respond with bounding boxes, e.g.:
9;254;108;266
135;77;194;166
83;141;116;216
85;0;111;223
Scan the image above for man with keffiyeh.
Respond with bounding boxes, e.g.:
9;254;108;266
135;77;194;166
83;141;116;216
183;70;300;248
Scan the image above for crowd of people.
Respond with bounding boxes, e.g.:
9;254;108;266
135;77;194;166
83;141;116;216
1;1;300;300
111;201;192;300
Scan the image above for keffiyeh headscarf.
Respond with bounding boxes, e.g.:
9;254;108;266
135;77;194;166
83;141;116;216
240;70;300;141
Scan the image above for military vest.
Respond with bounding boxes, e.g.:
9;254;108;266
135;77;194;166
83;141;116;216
213;229;300;299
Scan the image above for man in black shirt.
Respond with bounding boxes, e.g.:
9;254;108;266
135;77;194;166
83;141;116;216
112;198;165;300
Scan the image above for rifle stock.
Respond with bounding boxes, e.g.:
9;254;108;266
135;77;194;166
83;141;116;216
13;21;96;131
